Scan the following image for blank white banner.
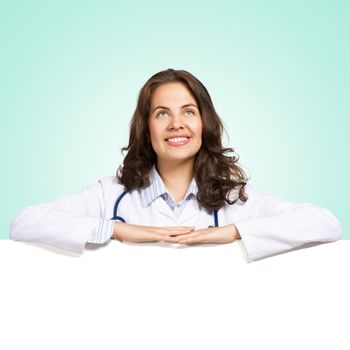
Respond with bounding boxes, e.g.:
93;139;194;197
1;239;349;350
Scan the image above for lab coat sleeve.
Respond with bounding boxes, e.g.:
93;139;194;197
9;179;111;254
233;184;343;262
87;218;116;244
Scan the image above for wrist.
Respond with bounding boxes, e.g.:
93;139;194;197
229;224;240;241
112;221;124;241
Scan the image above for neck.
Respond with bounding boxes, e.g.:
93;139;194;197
156;158;194;203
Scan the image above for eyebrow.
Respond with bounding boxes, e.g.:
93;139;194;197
151;104;199;114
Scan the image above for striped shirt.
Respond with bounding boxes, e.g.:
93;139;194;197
86;165;198;244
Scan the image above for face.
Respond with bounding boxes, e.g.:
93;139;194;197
148;82;202;164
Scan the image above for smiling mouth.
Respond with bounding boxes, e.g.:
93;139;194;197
164;136;192;146
165;136;191;142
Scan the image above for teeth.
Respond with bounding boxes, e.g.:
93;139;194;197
167;137;188;142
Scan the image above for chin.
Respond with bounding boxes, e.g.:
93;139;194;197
159;153;197;162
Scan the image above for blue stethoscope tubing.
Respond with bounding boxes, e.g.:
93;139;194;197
111;190;219;227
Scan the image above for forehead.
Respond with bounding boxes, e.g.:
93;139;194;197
150;82;196;107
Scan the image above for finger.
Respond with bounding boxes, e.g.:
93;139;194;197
157;234;183;243
175;228;216;243
163;226;195;231
173;229;206;239
157;227;195;236
168;230;196;237
178;229;233;244
177;234;203;244
144;226;194;233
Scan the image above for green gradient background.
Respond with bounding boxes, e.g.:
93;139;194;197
1;1;349;239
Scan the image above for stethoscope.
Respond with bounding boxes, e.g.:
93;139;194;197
111;190;219;227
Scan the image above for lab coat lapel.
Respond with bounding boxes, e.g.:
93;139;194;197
152;197;201;224
153;197;176;219
177;197;201;224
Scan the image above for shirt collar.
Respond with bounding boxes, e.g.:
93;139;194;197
139;165;198;207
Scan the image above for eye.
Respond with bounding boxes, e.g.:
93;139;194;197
185;110;195;116
156;110;168;117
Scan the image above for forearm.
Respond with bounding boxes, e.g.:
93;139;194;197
228;224;241;240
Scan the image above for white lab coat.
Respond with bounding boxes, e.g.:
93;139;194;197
9;175;342;262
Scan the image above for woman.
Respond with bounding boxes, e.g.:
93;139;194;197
9;68;342;262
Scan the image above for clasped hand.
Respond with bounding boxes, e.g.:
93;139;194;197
112;222;240;244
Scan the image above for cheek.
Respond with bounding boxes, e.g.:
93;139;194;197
149;122;159;138
187;118;202;132
150;119;167;133
194;120;203;139
149;123;165;147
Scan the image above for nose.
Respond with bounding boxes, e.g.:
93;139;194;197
168;114;184;130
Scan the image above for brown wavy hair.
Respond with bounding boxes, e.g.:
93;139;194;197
116;68;249;211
